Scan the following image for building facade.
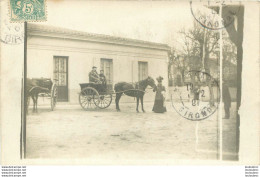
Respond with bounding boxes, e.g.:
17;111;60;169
27;24;170;103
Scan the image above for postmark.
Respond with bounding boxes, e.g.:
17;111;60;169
1;19;24;44
171;70;220;121
9;0;46;22
190;1;241;30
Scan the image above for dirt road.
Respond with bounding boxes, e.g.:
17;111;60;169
26;102;236;161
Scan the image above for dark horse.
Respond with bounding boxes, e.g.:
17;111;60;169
114;76;156;112
26;78;53;113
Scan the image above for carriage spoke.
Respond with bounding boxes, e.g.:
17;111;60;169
88;101;92;108
81;99;88;105
84;102;89;108
102;99;108;105
103;101;107;108
99;101;102;108
83;101;88;107
80;96;88;102
100;101;105;108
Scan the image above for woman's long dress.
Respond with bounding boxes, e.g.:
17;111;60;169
152;84;167;113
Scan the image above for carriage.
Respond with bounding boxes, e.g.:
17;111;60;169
78;76;156;111
28;78;58;111
78;83;113;110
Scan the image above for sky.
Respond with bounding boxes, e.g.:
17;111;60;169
1;0;232;51
39;1;196;49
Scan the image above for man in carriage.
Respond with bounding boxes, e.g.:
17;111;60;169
89;66;108;93
89;66;101;84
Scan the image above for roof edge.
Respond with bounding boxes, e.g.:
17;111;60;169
27;24;171;51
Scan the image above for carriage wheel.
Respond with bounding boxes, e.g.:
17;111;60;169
93;94;112;109
51;83;58;111
79;87;100;110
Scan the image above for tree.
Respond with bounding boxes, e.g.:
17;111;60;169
178;21;220;105
179;21;219;73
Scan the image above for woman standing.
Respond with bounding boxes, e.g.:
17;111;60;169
152;76;167;113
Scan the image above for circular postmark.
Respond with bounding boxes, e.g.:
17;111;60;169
171;70;220;121
1;19;24;45
190;1;241;30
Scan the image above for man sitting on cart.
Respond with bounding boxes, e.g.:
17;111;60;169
89;66;101;84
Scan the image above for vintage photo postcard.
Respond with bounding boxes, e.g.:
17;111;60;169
0;0;259;165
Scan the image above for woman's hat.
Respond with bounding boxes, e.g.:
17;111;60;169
92;66;97;69
156;76;163;82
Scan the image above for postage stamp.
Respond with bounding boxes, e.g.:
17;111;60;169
0;19;24;44
190;1;241;30
171;70;220;121
9;0;46;22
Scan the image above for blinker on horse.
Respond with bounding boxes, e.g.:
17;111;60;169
114;76;156;112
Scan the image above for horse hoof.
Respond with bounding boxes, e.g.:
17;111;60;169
136;110;139;113
117;109;121;112
142;110;146;113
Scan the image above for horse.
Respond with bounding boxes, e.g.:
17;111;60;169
26;78;53;113
114;76;156;112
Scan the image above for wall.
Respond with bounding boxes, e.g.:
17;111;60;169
28;35;168;103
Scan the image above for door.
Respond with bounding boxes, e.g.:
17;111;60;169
138;61;148;81
53;56;68;102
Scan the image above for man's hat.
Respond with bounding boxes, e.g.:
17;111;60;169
156;76;163;82
92;66;97;69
